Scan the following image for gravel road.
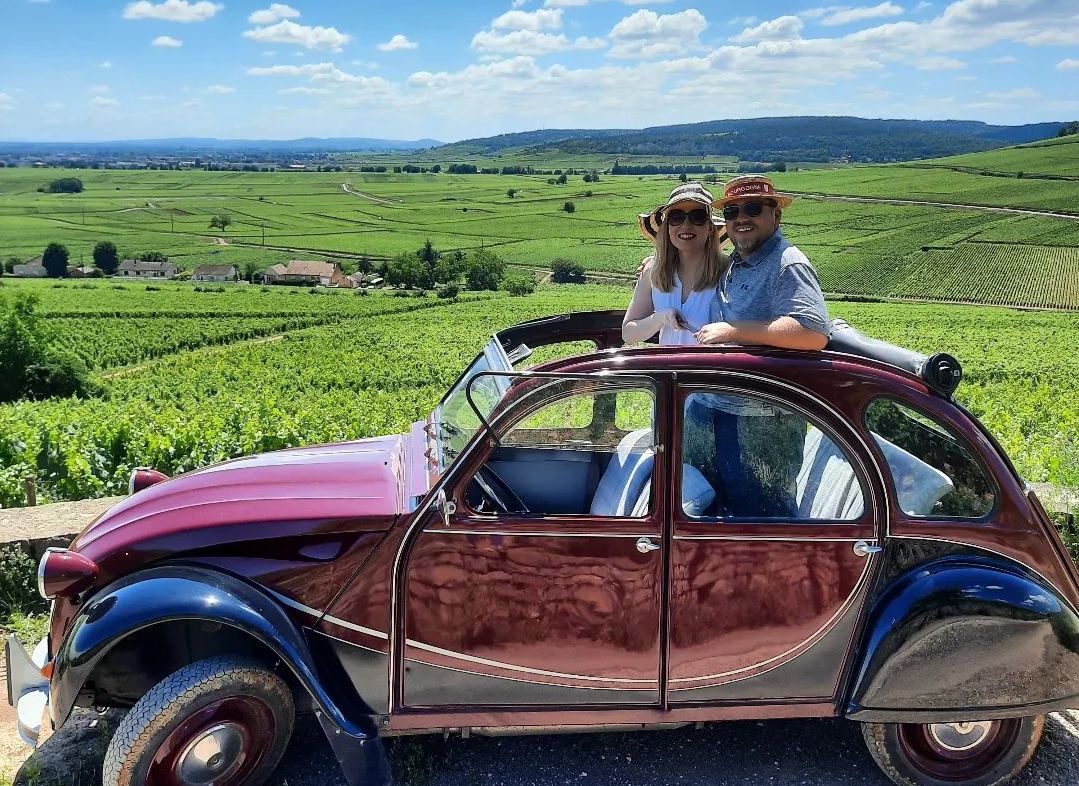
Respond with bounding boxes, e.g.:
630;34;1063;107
16;709;1079;786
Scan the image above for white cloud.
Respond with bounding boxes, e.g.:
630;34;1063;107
243;20;351;51
1057;58;1079;71
279;86;331;95
377;34;418;51
90;96;120;107
544;0;588;6
351;60;381;70
206;84;235;94
610;8;708;58
986;87;1041;100
915;55;965;70
492;8;563;31
732;15;803;43
0;93;13;110
88;84;111;94
248;4;300;25
822;3;904;26
728;16;758;27
990;55;1017;64
152;35;183;47
99;61;112;69
122;1;222;23
472;30;604;55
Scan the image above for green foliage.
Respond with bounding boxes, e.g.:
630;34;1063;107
46;177;83;194
551;258;586;284
208;213;232;231
562;201;576;213
501;273;535;296
465;249;505;291
138;250;169;264
4;610;50;645
506;188;517;198
0;546;46;617
1056;122;1078;138
92;240;119;275
42;243;69;278
386;253;433;289
437;282;460;299
0;292;95;402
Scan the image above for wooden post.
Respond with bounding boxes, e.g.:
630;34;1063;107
24;477;36;507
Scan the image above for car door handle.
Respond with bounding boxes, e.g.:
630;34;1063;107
853;540;883;557
636;537;661;554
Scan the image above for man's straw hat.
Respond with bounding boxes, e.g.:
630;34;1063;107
714;174;793;208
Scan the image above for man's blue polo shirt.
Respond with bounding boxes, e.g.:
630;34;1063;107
709;228;830;336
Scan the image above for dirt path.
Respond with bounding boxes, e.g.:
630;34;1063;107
341;183;400;205
790;192;1079;220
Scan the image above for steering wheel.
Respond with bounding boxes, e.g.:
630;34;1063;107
472;466;530;515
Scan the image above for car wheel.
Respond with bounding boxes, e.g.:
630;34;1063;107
103;655;295;786
862;716;1044;786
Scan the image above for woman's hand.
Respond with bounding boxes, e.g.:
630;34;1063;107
656;308;690;331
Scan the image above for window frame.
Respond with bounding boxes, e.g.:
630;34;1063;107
673;380;879;536
862;395;1000;523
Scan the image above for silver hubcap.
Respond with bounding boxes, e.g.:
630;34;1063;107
176;722;247;785
928;721;995;752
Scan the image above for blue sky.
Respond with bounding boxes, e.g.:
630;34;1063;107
1;0;1077;142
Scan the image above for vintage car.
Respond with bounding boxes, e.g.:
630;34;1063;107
7;310;1079;786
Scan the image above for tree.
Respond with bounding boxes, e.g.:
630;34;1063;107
431;164;442;173
92;241;119;275
209;213;232;232
551;259;586;284
3;257;19;275
0;293;94;403
385;253;433;289
563;201;576;213
556;173;567;185
465;249;505;291
679;172;689;183
139;251;169;264
582;173;593;183
501;273;535;296
42;243;69;277
434;250;465;283
506;188;518;199
243;261;258;283
46;177;83;194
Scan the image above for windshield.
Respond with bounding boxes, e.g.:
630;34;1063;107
433;338;513;471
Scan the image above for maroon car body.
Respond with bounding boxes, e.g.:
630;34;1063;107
9;310;1079;786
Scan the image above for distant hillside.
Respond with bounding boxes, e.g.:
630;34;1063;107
437;117;1066;164
916;134;1079;178
0;136;443;156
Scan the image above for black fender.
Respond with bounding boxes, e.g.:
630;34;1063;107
51;565;390;786
846;554;1079;723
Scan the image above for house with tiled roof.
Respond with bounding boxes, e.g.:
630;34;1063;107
193;264;238;282
117;259;177;279
265;260;351;287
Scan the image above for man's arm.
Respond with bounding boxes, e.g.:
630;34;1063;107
695;316;828;350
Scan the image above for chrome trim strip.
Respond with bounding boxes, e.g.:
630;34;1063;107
404;639;656;684
425;529;656;539
892;535;1079;616
670;553;874;687
673;535;868;543
403;658;658;694
309;628;386;655
267;590;389;641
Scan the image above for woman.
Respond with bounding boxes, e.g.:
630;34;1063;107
622;182;729;345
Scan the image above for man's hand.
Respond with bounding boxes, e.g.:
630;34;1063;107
695;321;739;345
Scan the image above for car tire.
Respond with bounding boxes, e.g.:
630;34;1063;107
102;655;295;786
861;716;1044;786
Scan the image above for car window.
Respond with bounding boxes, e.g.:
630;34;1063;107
681;391;865;521
864;398;995;518
470;380;657;517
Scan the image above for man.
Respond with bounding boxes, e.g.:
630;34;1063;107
694;175;829;350
689;175;830;517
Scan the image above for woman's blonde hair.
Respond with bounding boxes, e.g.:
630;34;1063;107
649;216;727;293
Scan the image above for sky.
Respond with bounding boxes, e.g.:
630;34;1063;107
1;0;1077;143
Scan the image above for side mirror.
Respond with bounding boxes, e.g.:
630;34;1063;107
435;489;456;527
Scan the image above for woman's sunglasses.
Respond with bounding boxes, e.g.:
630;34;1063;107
666;207;711;227
721;200;775;220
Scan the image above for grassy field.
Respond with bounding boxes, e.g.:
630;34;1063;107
2;134;1078;309
1;279;1078;509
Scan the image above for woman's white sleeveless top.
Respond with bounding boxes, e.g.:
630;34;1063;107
652;271;713;346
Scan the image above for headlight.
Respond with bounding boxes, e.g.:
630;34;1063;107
37;548;99;601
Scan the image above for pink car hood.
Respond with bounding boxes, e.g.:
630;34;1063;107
73;434;408;556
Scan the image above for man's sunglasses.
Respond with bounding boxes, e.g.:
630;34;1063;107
666;207;711;227
721;200;776;220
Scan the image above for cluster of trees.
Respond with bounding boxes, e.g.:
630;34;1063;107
1058;122;1079;138
378;240;536;297
611;163;719;175
0;293;94;402
40;177;84;194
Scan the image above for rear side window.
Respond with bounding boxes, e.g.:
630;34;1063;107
864;398;995;518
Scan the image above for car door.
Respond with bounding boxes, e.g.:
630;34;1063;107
668;376;885;704
399;374;670;709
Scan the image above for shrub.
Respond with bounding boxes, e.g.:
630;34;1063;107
437;283;460;299
551;259;586;284
0;546;46;616
562;201;576;213
502;273;535;296
46;177;84;194
0;293;96;403
465;249;505;291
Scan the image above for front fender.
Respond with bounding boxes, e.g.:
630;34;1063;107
50;565;377;741
847;555;1079;723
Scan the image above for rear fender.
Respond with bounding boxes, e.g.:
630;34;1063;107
51;564;377;741
846;554;1079;723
